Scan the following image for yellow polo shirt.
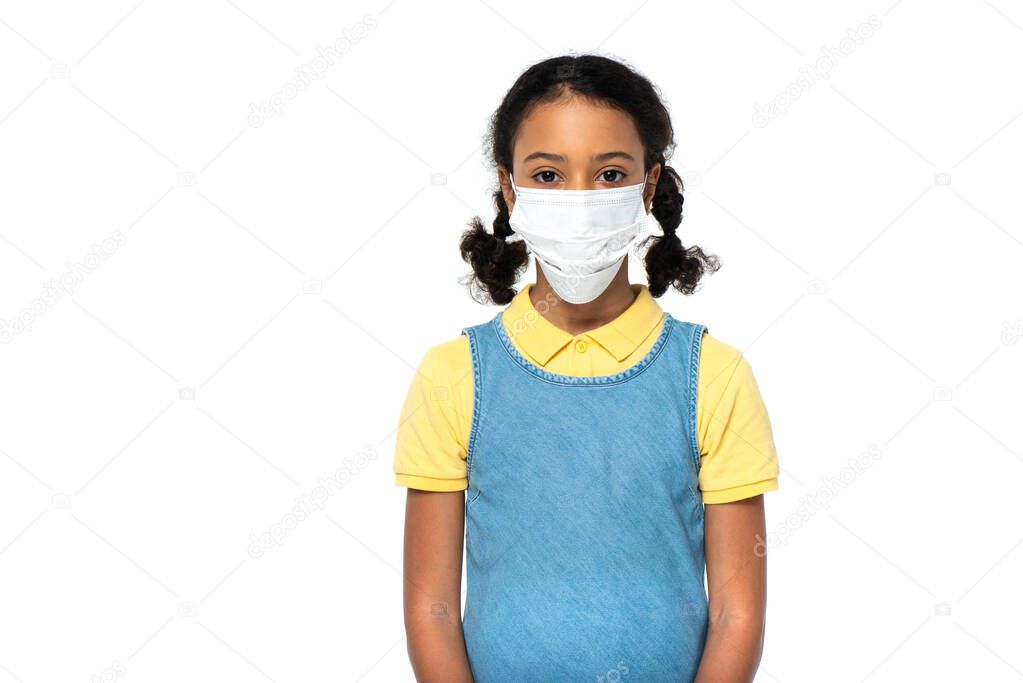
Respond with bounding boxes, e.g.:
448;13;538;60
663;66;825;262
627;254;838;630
393;283;779;504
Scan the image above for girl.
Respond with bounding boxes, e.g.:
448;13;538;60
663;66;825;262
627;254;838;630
394;54;779;682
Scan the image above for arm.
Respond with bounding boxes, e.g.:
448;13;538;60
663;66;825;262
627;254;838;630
694;494;768;683
403;488;474;682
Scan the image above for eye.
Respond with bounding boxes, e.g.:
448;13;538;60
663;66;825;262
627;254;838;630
600;169;626;183
532;170;560;184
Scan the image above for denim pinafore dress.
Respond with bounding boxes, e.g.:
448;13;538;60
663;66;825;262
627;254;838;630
460;309;709;682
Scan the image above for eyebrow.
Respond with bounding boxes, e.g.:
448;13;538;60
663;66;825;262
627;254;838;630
521;150;636;163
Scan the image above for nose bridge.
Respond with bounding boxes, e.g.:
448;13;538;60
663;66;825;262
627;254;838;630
564;169;598;190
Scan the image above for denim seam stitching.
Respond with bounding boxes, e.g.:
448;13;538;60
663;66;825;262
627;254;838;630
462;326;483;507
687;324;706;518
492;312;675;387
688;324;705;473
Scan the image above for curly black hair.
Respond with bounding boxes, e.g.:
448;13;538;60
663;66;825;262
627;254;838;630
459;53;720;305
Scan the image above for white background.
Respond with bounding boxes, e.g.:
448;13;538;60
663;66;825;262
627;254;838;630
1;1;1021;681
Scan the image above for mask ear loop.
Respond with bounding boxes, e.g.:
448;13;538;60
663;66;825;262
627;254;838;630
642;174;666;241
505;171;525;244
642;173;654;215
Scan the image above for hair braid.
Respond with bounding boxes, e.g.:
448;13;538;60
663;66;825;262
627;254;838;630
644;164;720;296
458;187;529;305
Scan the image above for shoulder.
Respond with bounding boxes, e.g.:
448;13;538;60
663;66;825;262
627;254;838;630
697;329;742;366
695;329;771;424
696;330;747;395
418;332;472;380
407;333;475;405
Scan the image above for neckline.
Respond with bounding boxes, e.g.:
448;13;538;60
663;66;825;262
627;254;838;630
491;311;675;386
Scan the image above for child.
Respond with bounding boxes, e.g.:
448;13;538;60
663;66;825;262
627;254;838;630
394;54;779;682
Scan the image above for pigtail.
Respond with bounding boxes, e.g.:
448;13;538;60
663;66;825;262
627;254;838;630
643;164;721;297
458;187;530;305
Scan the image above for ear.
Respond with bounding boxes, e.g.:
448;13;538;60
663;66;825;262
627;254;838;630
644;162;662;213
499;167;515;211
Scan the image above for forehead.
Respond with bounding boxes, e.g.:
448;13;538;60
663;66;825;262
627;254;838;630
512;96;643;163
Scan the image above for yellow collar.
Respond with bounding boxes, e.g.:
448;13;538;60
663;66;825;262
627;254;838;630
501;283;664;366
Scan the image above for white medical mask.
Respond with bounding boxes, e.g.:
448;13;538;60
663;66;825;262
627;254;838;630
505;174;662;304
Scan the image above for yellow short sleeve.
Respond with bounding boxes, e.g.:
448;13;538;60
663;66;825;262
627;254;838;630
392;335;474;492
697;332;780;504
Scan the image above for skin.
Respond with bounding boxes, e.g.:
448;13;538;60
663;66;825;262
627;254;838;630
403;489;474;682
404;93;767;682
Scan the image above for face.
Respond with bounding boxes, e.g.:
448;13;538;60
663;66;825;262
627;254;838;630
501;93;661;213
